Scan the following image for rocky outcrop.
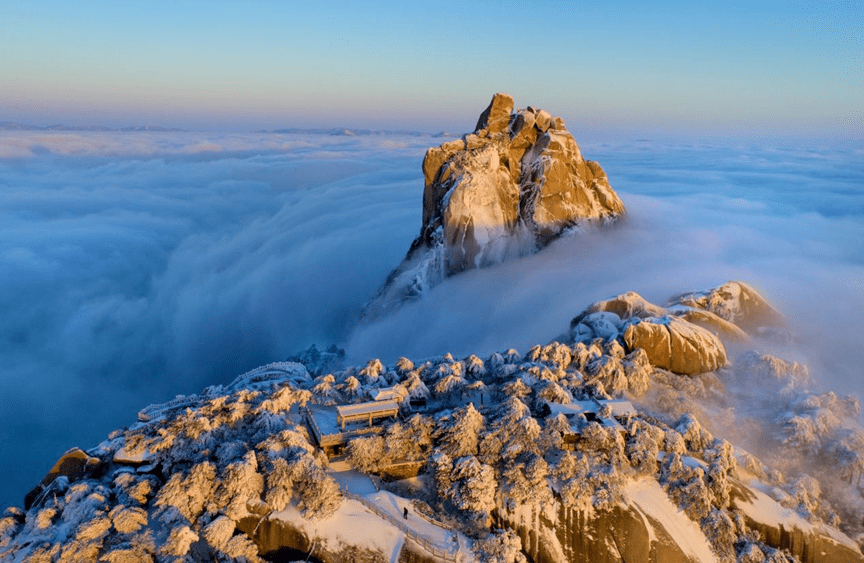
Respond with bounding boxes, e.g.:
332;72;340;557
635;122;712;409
670;281;782;334
366;93;625;316
622;316;727;375
23;447;101;509
729;481;864;563
569;282;784;375
570;291;729;375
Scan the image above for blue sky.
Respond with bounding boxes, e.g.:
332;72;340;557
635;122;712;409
1;1;861;138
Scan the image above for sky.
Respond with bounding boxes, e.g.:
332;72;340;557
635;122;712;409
1;1;862;139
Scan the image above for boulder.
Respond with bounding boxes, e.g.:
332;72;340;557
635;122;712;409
670;308;750;343
366;93;625;317
570;292;666;330
24;447;100;509
622;316;728;375
670;281;783;334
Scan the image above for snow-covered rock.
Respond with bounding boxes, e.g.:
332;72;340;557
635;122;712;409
623;316;728;376
670;281;783;334
365;93;626;316
570;291;729;375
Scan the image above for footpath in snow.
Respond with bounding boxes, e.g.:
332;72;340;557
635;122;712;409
328;461;469;562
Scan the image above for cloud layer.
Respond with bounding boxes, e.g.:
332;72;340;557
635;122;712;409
1;131;862;508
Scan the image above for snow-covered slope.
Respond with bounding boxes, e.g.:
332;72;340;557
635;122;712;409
2;284;862;563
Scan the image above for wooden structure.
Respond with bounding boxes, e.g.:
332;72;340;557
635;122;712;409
336;400;400;429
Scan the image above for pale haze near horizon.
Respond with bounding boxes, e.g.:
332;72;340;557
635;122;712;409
1;0;862;140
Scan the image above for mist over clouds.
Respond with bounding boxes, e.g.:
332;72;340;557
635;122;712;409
1;131;862;508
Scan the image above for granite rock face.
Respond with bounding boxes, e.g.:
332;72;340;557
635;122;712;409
622;316;728;375
669;281;783;334
366;93;625;317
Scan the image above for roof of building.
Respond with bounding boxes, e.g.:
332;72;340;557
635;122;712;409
336;400;400;419
370;386;409;402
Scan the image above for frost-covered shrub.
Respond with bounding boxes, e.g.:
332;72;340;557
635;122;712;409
626;420;663;475
213;450;264;520
155;461;217;524
346;435;386;473
435;403;484;459
293;460;341;520
660;454;711;521
449;455;496;525
160;525;198;558
473;528;528;563
702;508;737;562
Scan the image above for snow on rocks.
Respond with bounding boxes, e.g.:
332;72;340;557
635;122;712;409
570;291;729;375
669;281;783;335
3;308;864;563
623;316;728;376
365;93;626;317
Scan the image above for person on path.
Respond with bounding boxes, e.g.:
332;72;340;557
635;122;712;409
403;507;408;519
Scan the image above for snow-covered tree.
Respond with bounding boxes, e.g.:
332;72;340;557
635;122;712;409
626;420;663;475
203;515;262;562
450;455;496;525
293;460;341;520
212;450;263;520
540;413;571;452
394;357;414;375
346;435;386;473
155;461;216;524
435;403;485;459
160;525;198;559
481;397;540;463
263;458;295;512
474;528;528;563
502;378;532;400
465;354;486;378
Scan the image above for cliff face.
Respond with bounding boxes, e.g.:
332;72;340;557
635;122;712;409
366;93;625;317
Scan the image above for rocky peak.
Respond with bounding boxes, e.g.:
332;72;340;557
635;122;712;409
367;93;626;317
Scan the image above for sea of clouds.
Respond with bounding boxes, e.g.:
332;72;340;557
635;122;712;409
1;130;862;507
